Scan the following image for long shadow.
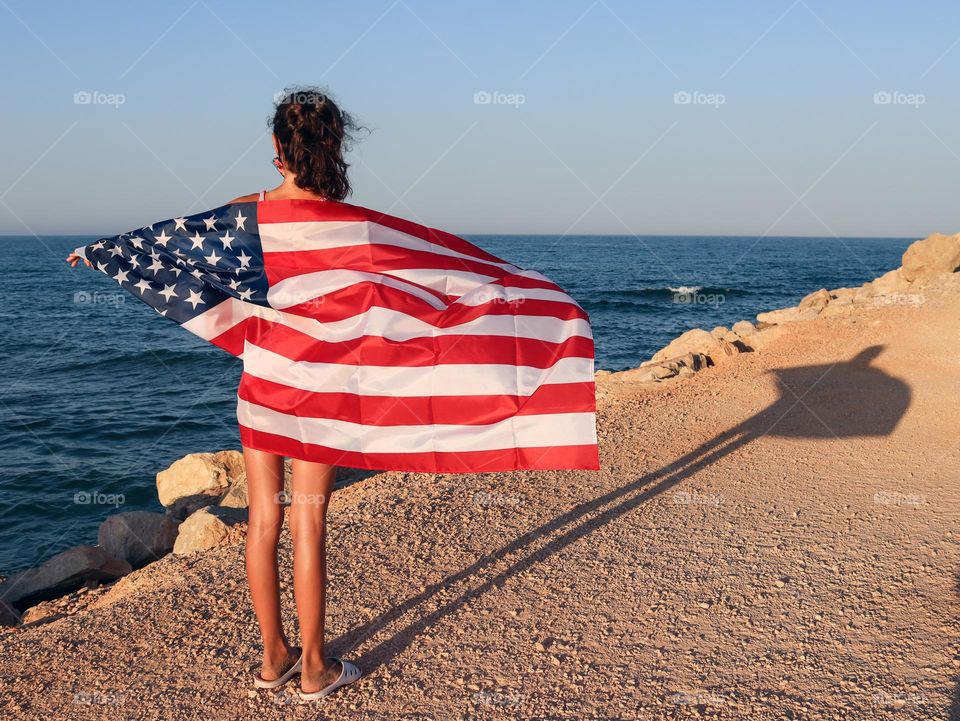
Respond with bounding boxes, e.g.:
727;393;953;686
334;344;910;675
951;574;960;721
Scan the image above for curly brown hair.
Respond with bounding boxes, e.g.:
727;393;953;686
270;87;361;201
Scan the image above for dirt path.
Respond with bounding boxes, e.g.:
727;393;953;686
1;284;958;720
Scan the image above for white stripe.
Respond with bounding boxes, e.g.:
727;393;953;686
456;285;576;306
268;269;447;310
259;219;520;273
181;298;592;346
238;398;596;453
242;342;593;397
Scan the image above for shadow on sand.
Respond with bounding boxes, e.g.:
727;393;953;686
334;345;911;681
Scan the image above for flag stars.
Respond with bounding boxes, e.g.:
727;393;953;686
236;250;252;270
114;268;130;284
189;232;205;250
173;217;188;231
133;278;152;295
203;215;218;231
234;210;247;230
219;231;235;250
160;284;178;302
154;230;172;246
205;249;222;265
186;289;204;309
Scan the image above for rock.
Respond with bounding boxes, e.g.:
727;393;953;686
650;329;719;364
857;268;909;299
901;232;960;282
601;353;707;384
157;450;246;515
731;320;757;338
173;506;249;555
707;339;741;364
0;600;20;627
799;288;831;312
97;511;180;569
755;306;820;325
0;546;131;610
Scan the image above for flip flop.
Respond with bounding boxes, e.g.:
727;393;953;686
297;657;362;701
253;648;303;689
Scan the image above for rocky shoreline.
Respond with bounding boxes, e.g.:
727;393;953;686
2;231;959;631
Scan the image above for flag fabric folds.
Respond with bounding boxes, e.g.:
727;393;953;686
75;198;600;473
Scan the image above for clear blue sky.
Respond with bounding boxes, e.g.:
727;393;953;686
2;0;959;236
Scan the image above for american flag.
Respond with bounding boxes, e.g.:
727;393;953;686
75;199;599;473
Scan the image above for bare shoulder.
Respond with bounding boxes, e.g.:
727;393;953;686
225;192;260;204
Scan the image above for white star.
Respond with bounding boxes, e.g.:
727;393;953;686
108;245;123;257
219;231;235;250
134;278;152;294
203;215;218;231
228;278;240;290
186;289;204;309
148;257;165;273
160;284;178;301
205;249;222;265
129;236;144;250
96;262;108;273
236;250;252;269
191;269;204;279
238;287;254;301
114;268;130;283
91;240;106;251
154;230;171;246
189;232;205;250
173;217;188;231
234;210;247;230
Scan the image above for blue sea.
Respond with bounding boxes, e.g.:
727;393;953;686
0;234;910;575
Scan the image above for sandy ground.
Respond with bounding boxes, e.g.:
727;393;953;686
0;282;958;720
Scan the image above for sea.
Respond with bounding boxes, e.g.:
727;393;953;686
0;233;911;575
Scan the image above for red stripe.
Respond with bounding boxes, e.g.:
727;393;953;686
209;317;251;357
256;199;508;265
238;374;596;426
245;317;595;366
239;424;600;472
263;245;511;286
278;283;590;325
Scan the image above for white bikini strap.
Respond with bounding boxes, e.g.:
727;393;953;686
258;189;265;201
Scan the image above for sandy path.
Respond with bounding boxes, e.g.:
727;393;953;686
1;285;958;720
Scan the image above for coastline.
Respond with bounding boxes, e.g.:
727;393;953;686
1;232;959;718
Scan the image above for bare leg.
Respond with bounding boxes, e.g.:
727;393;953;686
243;446;299;680
289;458;341;692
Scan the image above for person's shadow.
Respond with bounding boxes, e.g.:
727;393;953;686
332;345;910;676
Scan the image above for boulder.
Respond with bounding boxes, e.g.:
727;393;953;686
157;450;246;516
173;506;248;555
901;232;960;282
707;339;741;364
857;268;909;299
731;320;757;338
649;329;719;364
601;353;707;384
755;306;820;325
799;288;831;312
0;600;20;627
97;511;180;569
0;546;131;610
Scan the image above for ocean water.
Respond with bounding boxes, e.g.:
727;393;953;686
0;234;910;575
